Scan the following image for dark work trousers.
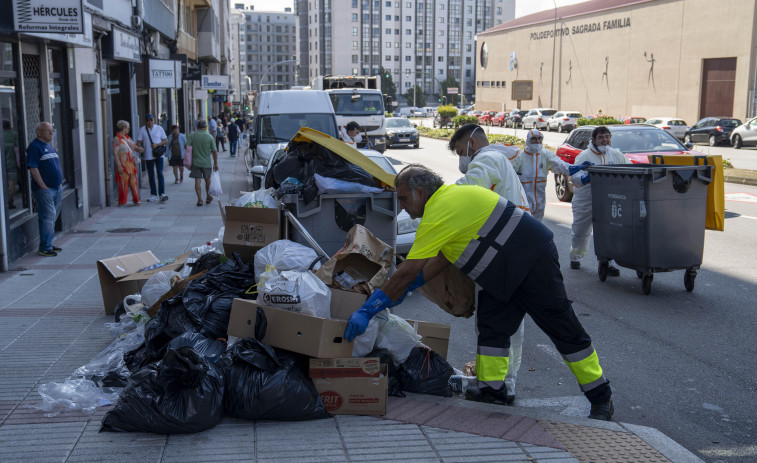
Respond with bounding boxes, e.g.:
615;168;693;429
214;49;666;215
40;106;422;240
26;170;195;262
476;241;612;404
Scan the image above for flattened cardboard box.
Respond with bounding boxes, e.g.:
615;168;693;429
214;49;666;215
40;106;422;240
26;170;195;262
312;364;388;415
310;357;381;378
228;288;368;358
406;319;451;359
96;251;189;315
221;203;282;263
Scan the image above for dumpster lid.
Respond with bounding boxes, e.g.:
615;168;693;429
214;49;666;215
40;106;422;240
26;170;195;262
292;127;397;188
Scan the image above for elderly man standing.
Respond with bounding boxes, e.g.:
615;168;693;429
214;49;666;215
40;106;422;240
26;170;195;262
187;119;218;206
343;164;615;421
27;122;63;257
136;113;169;202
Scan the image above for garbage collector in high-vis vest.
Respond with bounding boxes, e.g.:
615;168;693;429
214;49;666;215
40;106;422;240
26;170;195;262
343;164;614;421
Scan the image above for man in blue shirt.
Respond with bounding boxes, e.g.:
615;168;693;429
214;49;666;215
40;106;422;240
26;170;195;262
26;122;63;257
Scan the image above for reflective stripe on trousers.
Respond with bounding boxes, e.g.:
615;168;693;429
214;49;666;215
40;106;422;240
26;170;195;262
563;344;607;392
476;345;509;391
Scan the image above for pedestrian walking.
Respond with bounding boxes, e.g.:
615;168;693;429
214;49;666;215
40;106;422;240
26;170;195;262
112;120;143;206
166;124;187;184
136;113;169;202
569;126;629;272
449;123;531;404
215;117;227;152
187;119;218;206
227;117;240;157
509;128;592;221
26;122;63;257
344;164;615;421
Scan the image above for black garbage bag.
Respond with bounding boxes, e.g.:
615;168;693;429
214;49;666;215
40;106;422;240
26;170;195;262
219;338;328;421
101;347;225;434
181;253;256;340
167;332;226;364
137;296;199;370
399;346;454;397
367;348;405;397
189;251;223;276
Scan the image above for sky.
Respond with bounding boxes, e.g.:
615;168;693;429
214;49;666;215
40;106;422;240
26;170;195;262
237;0;588;17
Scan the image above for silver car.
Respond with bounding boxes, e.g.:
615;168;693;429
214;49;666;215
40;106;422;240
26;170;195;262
730;117;757;149
645;117;688;140
546;111;581;133
522;108;557;130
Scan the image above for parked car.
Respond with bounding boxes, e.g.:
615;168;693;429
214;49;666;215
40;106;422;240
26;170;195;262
645;117;688;140
730;117;757;149
491;111;508;127
618;116;647;124
522;108;557;130
553;124;704;202
478;111;498;125
505;110;528;128
385;117;419;148
684;117;742;146
546;111;581;133
466;110;482;118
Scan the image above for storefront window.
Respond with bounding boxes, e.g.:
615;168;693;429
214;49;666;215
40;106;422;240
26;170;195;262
47;49;72;187
156;88;169;133
0;42;27;216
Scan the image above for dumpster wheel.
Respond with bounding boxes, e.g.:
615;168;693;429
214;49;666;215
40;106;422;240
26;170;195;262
642;274;654;295
684;269;697;292
598;261;609;282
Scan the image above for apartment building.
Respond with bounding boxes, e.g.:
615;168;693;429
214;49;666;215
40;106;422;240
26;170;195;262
237;7;298;93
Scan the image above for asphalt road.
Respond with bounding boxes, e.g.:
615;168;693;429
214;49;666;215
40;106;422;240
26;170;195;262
385;135;757;463
414;117;757;171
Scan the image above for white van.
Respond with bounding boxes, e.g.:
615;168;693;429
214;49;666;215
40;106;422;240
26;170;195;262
251;90;338;167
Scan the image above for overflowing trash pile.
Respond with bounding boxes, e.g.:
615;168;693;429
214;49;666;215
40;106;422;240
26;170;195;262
33;225;464;434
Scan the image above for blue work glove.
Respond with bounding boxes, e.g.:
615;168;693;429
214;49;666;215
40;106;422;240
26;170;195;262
344;289;392;341
568;161;595;176
388;271;426;308
581;174;591;185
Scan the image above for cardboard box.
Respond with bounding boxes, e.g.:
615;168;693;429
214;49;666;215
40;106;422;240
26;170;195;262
406;320;451;359
227;288;368;358
311;363;387;415
220;203;282;263
96;251;189;315
310;357;381;378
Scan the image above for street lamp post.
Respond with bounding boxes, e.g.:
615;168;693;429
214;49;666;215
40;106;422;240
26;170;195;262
550;0;557;108
259;59;296;93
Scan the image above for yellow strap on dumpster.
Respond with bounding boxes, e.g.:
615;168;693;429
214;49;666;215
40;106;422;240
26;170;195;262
650;154;725;231
292;127;397;188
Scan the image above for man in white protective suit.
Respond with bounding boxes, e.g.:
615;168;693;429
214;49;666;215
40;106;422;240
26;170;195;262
447;123;530;405
509;128;593;221
569;126;630;272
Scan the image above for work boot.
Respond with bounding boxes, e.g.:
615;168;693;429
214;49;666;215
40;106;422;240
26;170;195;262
465;385;509;405
570;261;580;269
588;399;614;421
505;395;515;406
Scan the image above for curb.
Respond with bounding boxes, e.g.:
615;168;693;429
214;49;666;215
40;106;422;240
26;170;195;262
724;175;757;186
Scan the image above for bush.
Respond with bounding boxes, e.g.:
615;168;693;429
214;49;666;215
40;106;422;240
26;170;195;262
577;116;622;126
488;134;524;146
452;115;479;128
436;105;458;118
723;158;734;169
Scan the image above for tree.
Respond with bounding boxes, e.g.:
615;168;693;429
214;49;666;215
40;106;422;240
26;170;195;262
404;85;426;108
379;67;396;99
439;75;460;106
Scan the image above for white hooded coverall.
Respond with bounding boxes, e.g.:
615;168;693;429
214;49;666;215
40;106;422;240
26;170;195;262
340;126;362;147
569;142;629;262
509;147;572;221
455;143;529;396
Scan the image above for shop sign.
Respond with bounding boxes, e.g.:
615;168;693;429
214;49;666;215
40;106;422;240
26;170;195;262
149;59;182;89
25;10;92;47
13;0;84;34
201;75;230;90
107;27;141;63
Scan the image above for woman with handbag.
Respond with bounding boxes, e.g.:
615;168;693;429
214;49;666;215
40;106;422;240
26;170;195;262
136;113;169;202
166;124;187;184
112;120;144;206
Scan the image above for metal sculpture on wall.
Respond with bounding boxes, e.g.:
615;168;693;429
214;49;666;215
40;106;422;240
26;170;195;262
509;51;518;71
539;62;543;83
644;52;656;90
566;60;573;86
601;56;609;88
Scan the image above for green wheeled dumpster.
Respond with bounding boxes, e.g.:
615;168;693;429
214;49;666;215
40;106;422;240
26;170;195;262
588;164;713;295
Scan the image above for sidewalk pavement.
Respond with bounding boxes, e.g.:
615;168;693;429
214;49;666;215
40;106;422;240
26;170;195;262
0;143;704;463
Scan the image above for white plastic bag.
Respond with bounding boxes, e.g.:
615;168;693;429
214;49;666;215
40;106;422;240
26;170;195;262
32;379;121;417
260;270;331;318
209;170;223;196
352;310;389;357
235;188;276;208
254;240;319;280
140;271;181;308
314;173;385;195
375;313;422;365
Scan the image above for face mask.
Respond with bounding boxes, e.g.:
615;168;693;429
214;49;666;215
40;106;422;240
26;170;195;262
529;143;543;153
459;127;481;173
597;144;608;154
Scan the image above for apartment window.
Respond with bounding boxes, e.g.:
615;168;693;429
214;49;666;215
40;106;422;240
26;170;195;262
466;32;472;39
439;17;444;23
352;27;358;35
352;55;359;63
386;42;391;47
405;42;410;48
405;29;411;35
395;29;399;34
405;56;411;61
352;41;358;49
395;2;399;7
373;28;379;34
497;7;502;14
386;28;391;34
406;2;411;7
466;44;472;52
352;13;358;21
467;19;472;26
386;1;391;6
395;16;399;21
438;56;443;61
466;57;471;64
386;55;391;61
405;15;411;21
386;15;391;20
438;69;443;75
467;6;473;13
352;0;358;6
438;43;444;49
395;42;399;47
394;56;399;61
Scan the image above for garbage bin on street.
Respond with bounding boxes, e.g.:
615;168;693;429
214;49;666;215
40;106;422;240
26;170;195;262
588;163;713;295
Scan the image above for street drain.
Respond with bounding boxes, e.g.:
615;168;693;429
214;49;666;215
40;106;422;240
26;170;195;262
68;229;97;234
106;228;149;233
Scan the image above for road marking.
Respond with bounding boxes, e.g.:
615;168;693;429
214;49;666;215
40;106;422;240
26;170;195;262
725;192;757;203
735;214;757;220
556;223;572;229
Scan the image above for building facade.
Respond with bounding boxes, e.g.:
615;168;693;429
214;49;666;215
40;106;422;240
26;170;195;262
298;0;515;105
237;7;298;94
475;0;757;123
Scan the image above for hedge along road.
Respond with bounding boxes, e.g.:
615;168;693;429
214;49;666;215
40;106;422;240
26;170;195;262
412;116;757;171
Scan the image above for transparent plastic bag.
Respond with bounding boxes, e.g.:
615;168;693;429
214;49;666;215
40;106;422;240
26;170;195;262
32;379;121;417
352;310;388;357
75;318;147;384
235;188;276;208
259;270;331;318
140;271;181;308
254;240;319;281
375;313;422;365
209;171;223;196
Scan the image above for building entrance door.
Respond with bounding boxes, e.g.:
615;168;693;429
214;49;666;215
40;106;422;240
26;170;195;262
699;58;736;119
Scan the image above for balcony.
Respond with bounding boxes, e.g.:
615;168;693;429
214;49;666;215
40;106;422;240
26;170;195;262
177;30;197;60
197;7;220;62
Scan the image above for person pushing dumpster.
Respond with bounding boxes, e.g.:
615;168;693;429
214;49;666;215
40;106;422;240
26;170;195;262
343;164;615;421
